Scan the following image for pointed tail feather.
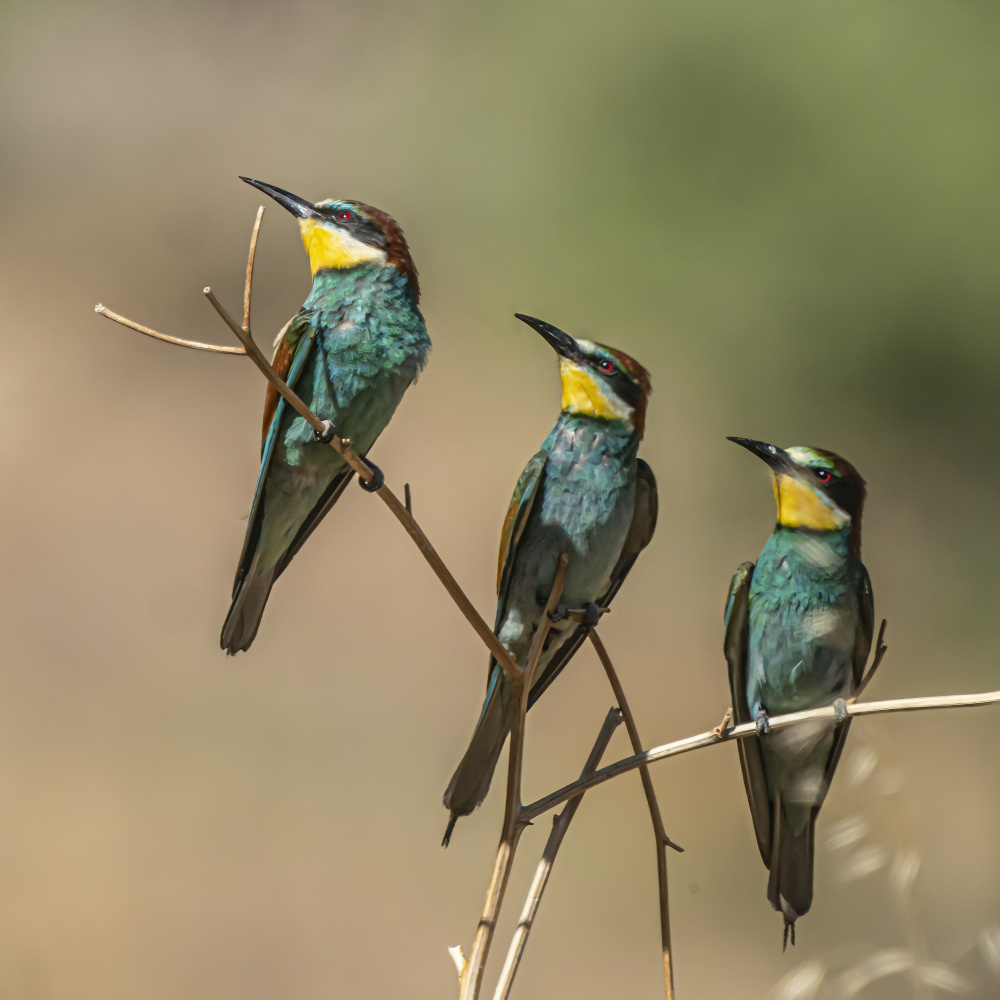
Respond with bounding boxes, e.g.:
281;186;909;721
442;684;509;846
767;796;816;946
220;565;276;655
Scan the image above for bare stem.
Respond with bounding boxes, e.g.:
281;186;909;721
95;304;247;354
521;687;1000;822
492;708;623;1000
200;286;522;683
460;556;569;1000
244;206;263;332
588;631;676;999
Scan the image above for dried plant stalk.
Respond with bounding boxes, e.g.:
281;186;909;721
492;708;623;1000
460;555;569;1000
589;631;676;999
521;687;1000;822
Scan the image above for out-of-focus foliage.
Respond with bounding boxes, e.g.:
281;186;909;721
0;1;998;998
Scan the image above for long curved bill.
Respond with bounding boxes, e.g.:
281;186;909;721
514;313;582;363
727;437;794;473
240;177;315;219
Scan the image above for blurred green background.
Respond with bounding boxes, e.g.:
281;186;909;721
1;0;999;997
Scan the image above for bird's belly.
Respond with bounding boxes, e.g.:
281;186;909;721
540;494;632;607
747;604;856;716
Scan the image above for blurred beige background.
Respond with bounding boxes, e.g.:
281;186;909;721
1;0;999;997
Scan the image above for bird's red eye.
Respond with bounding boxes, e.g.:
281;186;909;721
337;209;353;222
816;469;832;483
598;359;615;373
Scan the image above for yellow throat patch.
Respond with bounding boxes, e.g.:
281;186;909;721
298;219;385;274
559;361;632;424
773;474;850;532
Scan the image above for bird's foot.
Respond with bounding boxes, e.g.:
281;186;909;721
569;602;608;628
358;459;385;493
314;420;340;444
755;709;771;737
547;602;569;624
832;697;849;724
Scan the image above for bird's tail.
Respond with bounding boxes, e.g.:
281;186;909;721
442;679;509;846
220;557;276;655
767;795;815;949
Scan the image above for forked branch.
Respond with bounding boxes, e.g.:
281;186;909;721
589;630;677;999
521;686;1000;823
96;208;521;684
491;707;623;1000
458;556;569;1000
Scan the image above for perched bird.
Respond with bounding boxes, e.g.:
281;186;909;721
221;178;430;654
443;314;656;844
723;439;873;947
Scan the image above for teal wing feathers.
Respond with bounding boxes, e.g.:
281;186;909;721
527;458;658;709
230;314;317;599
496;450;549;615
724;561;773;865
823;564;875;795
478;451;548;707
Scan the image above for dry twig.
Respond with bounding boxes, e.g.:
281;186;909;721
491;707;623;1000
521;687;1000;822
96;208;521;684
459;555;569;1000
588;631;678;999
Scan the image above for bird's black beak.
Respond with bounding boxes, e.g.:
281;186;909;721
240;177;316;219
727;437;794;473
514;314;582;363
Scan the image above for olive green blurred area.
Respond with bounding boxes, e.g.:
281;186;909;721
1;0;999;996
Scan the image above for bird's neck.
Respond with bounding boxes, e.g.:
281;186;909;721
304;263;413;309
767;524;857;569
549;412;638;459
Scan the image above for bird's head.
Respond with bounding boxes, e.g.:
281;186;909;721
240;177;419;300
728;438;867;554
515;314;651;439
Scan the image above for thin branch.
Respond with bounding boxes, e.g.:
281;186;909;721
460;556;569;1000
199;286;523;684
243;205;263;332
521;687;1000;823
492;708;623;1000
588;631;676;1000
95;304;247;354
98;205;523;683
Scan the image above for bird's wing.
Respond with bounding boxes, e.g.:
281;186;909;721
821;563;876;796
474;451;549;714
527;458;658;709
229;314;316;599
852;564;875;689
724;561;773;865
496;450;548;609
261;317;296;449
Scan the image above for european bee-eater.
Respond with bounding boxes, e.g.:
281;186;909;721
724;438;873;946
443;314;656;844
221;178;430;654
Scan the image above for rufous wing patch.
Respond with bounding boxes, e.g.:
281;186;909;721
261;332;296;448
497;492;520;592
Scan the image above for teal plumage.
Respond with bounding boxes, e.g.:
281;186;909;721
221;180;429;654
724;439;873;946
443;315;656;844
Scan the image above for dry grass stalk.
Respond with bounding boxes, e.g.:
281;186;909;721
588;630;677;999
491;707;623;1000
459;555;569;1000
